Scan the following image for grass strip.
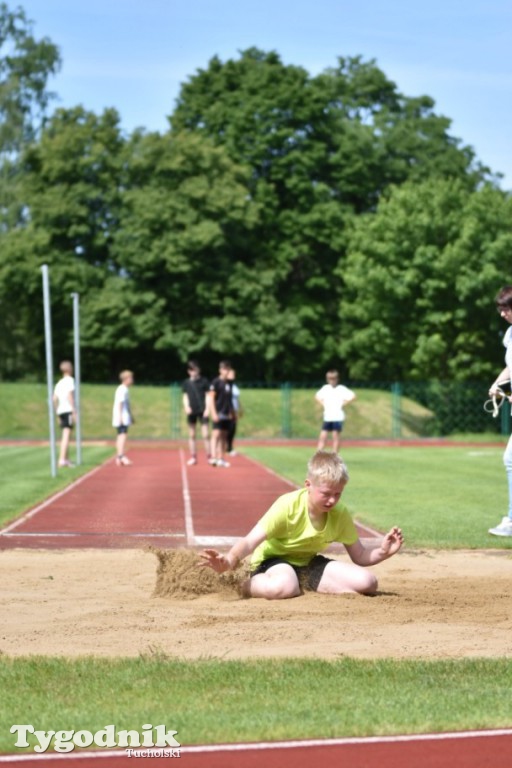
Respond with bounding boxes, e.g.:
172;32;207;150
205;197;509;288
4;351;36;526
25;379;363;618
1;656;511;752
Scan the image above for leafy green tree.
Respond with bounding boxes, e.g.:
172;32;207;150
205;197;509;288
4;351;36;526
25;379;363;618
170;49;492;378
0;106;125;378
0;3;60;378
104;129;263;378
0;2;60;154
338;178;512;381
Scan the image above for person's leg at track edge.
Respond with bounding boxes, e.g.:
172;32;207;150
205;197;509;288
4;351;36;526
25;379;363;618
489;431;512;536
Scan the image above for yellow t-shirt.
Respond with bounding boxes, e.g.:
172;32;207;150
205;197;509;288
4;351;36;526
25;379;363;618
251;488;359;569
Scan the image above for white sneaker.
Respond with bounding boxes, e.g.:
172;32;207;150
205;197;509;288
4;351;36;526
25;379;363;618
208;458;217;466
488;516;512;536
187;457;197;466
217;459;230;468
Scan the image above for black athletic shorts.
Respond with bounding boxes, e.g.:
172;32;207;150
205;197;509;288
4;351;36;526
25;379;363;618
213;418;232;431
187;412;209;426
250;554;333;592
322;420;343;432
58;413;73;429
116;425;129;434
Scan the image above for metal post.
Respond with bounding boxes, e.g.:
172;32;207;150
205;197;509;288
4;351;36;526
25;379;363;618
170;383;182;439
71;292;82;465
281;383;292;438
41;264;57;477
391;382;402;439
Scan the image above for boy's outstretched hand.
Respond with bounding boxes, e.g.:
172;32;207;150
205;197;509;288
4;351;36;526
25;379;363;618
380;526;404;557
199;548;231;573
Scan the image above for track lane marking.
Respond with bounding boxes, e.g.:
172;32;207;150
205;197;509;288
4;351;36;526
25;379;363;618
2;728;512;762
179;449;195;545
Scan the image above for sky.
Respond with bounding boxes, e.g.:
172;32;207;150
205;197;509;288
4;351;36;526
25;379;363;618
18;0;512;189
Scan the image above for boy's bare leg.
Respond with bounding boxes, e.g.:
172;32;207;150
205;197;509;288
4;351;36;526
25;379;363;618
316;561;378;595
58;427;71;464
201;422;210;457
187;424;197;457
317;429;328;450
332;430;340;453
210;430;221;461
116;432;127;458
246;564;301;600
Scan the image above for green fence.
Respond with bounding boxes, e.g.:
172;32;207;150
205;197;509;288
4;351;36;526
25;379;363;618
0;381;507;441
168;381;509;441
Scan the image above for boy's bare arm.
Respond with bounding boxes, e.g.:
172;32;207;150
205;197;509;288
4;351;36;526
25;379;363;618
183;393;191;413
207;390;217;421
345;527;403;566
199;523;267;573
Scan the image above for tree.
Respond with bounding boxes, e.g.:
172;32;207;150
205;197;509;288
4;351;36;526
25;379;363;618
170;49;493;378
0;2;60;378
0;106;125;379
338;178;512;381
103;129;262;379
0;2;60;154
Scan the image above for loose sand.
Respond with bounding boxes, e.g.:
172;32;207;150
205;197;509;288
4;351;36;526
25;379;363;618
1;547;511;660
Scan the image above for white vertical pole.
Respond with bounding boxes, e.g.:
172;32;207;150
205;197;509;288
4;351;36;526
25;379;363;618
71;292;82;466
41;264;57;477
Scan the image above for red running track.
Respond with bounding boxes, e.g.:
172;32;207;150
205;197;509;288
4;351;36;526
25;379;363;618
2;731;512;768
0;448;378;550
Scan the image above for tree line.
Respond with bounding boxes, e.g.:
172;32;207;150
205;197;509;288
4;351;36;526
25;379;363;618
1;4;511;384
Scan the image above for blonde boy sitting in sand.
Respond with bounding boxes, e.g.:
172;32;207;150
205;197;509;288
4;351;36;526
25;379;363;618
200;451;402;598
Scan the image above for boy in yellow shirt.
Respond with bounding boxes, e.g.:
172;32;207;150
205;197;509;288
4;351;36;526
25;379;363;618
200;450;403;598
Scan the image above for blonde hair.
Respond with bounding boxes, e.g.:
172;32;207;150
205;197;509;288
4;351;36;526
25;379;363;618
119;369;134;383
59;360;73;375
307;450;349;485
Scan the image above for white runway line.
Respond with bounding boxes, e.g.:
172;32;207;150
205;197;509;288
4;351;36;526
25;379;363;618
0;532;186;538
2;729;512;762
194;536;241;547
179;449;195;546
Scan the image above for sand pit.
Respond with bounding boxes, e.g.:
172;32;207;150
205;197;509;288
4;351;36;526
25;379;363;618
1;546;511;660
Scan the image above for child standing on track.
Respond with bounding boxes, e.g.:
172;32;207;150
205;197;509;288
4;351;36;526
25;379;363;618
112;370;134;466
315;370;356;453
182;360;211;466
208;360;234;468
53;360;76;468
200;450;403;598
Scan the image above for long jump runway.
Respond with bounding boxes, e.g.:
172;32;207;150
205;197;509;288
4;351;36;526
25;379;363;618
0;447;377;550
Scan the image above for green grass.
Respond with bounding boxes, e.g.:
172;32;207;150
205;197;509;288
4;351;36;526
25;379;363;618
0;445;112;527
242;445;511;549
1;656;511;752
0;381;475;440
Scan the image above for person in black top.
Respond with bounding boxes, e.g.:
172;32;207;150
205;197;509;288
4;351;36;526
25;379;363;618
208;360;234;467
182;361;211;465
